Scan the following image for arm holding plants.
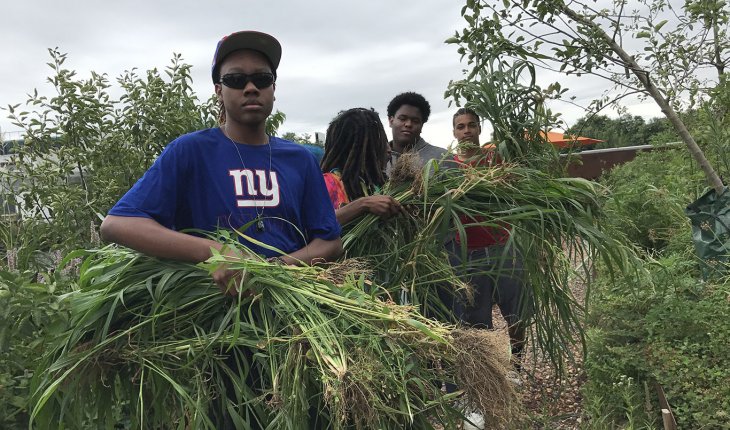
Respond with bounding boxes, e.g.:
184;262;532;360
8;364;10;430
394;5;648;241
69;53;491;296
100;215;251;294
100;215;223;262
284;237;343;266
335;195;406;225
100;216;343;291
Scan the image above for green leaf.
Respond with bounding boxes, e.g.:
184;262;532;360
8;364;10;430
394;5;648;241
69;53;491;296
404;318;446;343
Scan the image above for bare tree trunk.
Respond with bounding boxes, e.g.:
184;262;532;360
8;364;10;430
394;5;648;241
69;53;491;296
713;18;725;78
562;6;725;194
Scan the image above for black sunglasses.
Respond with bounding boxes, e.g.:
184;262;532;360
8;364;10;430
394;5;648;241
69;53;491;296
219;73;275;90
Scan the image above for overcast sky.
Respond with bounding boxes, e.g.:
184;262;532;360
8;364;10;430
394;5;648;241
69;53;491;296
0;0;662;148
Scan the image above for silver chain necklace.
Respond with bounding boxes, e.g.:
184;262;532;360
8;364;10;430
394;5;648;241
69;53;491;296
223;126;272;233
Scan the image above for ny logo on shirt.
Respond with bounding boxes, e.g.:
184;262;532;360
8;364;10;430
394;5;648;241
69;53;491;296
229;169;280;207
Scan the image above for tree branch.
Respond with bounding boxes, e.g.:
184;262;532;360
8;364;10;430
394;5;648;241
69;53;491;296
561;4;724;193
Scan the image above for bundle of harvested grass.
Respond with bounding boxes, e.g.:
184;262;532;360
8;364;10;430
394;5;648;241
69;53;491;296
343;154;639;369
30;245;520;429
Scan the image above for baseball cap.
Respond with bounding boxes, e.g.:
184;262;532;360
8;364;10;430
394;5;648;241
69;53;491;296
211;31;282;83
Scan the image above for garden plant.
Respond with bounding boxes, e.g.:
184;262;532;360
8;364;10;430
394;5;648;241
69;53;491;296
3;0;730;427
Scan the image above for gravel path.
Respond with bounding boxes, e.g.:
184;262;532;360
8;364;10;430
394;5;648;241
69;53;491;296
492;274;588;429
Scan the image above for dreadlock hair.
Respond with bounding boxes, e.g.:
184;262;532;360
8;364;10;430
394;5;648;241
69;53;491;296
217;98;226;126
386;92;431;122
453;107;480;126
320;108;389;201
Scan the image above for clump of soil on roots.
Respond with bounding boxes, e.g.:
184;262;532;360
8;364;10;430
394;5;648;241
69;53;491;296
451;329;522;429
320;258;373;285
388;152;424;192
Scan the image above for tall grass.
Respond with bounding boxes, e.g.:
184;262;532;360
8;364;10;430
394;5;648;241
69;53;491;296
30;245;519;429
344;155;640;370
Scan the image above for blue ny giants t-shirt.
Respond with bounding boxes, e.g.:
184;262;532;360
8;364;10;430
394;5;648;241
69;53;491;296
109;128;341;257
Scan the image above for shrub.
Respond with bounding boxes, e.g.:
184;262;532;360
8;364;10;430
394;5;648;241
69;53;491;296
0;269;70;429
3;49;217;254
587;137;730;427
584;241;730;429
0;49;219;429
601;148;704;252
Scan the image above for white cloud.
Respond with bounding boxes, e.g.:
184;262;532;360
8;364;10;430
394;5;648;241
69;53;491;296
0;0;663;149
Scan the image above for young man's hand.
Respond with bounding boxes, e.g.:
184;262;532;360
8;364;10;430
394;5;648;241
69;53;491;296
212;246;254;296
360;195;407;220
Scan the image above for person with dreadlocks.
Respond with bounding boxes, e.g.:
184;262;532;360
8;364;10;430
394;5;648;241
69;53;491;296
320;107;406;225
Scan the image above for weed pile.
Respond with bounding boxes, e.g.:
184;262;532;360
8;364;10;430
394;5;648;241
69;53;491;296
30;246;519;429
344;153;638;369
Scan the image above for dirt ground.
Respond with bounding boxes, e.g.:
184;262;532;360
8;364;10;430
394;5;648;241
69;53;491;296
494;275;588;429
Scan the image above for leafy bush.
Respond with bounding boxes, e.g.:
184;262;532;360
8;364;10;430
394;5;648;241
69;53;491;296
583;266;662;428
3;49;217;254
585;236;730;429
586;131;730;428
643;278;730;428
601;148;704;252
0;47;295;429
0;49;220;429
0;269;70;429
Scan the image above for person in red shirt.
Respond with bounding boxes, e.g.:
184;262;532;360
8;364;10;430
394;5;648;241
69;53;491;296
450;107;530;373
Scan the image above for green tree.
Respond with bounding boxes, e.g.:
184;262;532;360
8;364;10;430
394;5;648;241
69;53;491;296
266;110;286;136
3;49;217;254
447;0;729;192
281;131;315;145
566;114;676;148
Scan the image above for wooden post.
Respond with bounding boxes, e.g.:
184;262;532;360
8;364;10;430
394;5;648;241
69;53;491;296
662;409;676;430
654;382;677;430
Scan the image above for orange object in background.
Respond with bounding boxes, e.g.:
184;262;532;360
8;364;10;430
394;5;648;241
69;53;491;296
480;131;603;149
542;130;604;148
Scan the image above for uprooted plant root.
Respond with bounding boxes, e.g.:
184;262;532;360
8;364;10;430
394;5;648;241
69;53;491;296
451;328;523;429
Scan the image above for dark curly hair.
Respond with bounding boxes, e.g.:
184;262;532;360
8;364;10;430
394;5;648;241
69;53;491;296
386;92;431;123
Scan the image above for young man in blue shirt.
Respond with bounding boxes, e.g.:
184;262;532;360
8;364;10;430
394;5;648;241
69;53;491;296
101;31;343;294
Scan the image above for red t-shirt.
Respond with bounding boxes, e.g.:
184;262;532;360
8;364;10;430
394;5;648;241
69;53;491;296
454;151;509;248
